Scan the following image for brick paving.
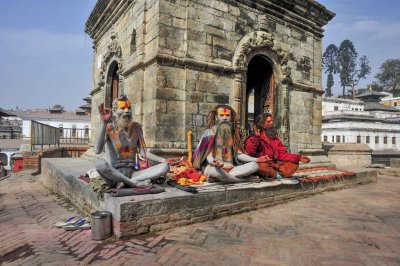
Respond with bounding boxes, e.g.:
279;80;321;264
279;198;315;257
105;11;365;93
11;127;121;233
0;170;399;265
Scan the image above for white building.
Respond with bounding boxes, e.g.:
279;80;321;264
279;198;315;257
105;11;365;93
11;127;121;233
381;93;400;109
322;97;364;113
11;107;91;141
322;94;400;151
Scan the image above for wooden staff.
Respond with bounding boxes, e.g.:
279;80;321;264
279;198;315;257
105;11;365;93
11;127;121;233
187;129;193;165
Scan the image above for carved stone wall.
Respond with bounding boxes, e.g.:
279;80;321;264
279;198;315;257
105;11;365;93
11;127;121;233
86;0;334;151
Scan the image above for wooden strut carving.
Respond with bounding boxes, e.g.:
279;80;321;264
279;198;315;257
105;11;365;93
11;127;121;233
263;73;275;114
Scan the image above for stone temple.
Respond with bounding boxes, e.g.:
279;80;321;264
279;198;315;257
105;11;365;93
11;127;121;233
39;1;381;237
85;0;335;159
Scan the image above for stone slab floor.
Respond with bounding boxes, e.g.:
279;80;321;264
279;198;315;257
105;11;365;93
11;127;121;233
0;170;399;266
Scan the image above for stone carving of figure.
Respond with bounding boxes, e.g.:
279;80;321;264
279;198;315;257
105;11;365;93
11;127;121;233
94;95;171;188
192;105;269;183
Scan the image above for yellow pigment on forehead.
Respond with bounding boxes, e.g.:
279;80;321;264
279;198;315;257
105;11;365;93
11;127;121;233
217;107;231;116
117;100;131;110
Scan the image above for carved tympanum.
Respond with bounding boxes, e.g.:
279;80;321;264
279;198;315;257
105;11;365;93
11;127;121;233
95;30;124;91
233;31;292;83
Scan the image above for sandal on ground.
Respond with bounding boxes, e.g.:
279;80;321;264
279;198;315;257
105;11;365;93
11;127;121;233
63;219;91;231
55;216;80;228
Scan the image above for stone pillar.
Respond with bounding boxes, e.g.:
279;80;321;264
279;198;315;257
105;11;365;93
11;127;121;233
281;84;289;130
117;68;124;96
279;83;289;146
232;72;244;126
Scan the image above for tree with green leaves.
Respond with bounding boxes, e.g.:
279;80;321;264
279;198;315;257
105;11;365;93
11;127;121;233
349;55;371;97
322;44;339;97
325;73;334;96
375;59;400;96
337;40;357;96
336;40;371;97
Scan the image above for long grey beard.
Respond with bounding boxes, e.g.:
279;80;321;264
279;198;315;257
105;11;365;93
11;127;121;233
214;122;233;161
216;121;232;141
116;117;132;132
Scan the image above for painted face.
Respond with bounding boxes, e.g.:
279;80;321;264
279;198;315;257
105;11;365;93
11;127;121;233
216;107;232;123
115;100;132;120
261;116;274;129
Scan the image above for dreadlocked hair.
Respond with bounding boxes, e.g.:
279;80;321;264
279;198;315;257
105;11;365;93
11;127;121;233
255;113;273;130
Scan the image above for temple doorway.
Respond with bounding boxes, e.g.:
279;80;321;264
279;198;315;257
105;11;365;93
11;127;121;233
105;61;119;108
245;55;274;131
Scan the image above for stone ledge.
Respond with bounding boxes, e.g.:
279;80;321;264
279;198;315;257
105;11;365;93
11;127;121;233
390;158;400;168
40;158;377;238
377;168;400;177
298;148;336;169
329;143;373;153
328;143;372;168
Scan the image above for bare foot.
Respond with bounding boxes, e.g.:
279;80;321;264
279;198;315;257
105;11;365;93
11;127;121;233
136;179;152;189
116;182;125;189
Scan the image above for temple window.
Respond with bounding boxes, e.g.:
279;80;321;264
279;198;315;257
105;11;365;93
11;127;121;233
130;29;136;54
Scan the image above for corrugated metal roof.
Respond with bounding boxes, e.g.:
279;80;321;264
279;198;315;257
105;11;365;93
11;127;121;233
364;102;400;112
0;108;16;117
83;96;92;103
356;91;388;98
79;103;91;111
10;110;90;122
0;119;22;132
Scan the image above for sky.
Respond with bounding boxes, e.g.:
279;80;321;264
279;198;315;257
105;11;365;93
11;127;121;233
0;0;97;111
318;0;400;95
0;0;399;111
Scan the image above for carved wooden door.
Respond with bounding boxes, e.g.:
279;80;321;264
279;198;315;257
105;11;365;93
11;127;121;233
112;70;119;102
245;55;274;132
262;73;274;114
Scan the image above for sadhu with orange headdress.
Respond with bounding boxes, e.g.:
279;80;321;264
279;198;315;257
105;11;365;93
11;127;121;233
93;95;179;195
192;104;269;183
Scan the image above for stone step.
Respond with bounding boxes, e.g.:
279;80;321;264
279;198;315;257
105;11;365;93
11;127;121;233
40;158;377;238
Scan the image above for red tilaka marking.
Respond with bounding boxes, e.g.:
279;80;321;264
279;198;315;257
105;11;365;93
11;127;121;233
125;101;129;108
124;145;130;152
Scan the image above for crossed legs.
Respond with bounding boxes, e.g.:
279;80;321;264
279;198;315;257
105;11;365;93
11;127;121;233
95;159;169;188
204;162;259;183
